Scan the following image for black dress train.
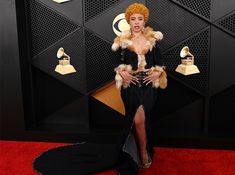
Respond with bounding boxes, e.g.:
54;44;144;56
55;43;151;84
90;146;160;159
33;43;163;175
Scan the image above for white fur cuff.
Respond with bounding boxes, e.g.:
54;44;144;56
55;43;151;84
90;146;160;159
114;64;132;89
152;79;160;88
151;65;164;72
154;31;163;41
111;43;119;51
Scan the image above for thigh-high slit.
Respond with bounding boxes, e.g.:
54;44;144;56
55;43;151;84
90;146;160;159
32;82;157;175
115;82;157;172
134;105;148;165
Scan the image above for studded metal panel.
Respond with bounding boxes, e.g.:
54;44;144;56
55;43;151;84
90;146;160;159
25;0;79;56
171;0;211;19
217;12;235;36
147;0;208;51
84;0;120;22
163;28;210;95
85;30;119;93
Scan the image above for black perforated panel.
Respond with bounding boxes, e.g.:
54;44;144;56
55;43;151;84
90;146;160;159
163;28;210;95
209;85;235;136
12;0;235;140
32;28;87;94
171;0;211;19
84;0;120;22
85;30;119;93
32;66;83;121
25;0;79;56
147;0;208;51
217;12;235;36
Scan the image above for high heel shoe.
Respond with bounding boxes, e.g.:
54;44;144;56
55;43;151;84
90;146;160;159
141;154;152;169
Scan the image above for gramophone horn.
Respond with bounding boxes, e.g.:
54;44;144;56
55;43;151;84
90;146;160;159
176;46;199;75
57;47;64;58
55;47;76;75
180;46;189;58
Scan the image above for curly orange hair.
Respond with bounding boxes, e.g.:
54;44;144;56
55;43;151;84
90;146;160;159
125;3;149;23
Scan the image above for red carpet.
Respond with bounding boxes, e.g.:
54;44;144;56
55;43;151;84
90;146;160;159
1;140;235;175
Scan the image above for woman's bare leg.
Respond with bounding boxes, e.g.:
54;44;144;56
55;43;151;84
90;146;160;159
134;105;150;167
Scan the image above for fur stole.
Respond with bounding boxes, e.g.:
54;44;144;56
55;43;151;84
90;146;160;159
112;27;167;89
111;26;163;52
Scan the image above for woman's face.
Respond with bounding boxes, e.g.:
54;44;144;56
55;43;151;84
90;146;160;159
129;13;145;33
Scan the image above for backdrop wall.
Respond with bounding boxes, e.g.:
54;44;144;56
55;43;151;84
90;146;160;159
1;0;235;148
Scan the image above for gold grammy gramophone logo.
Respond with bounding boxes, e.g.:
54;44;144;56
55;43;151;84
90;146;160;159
112;13;130;36
175;46;200;75
54;47;76;75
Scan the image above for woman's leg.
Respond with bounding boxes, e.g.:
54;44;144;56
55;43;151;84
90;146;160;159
134;105;151;167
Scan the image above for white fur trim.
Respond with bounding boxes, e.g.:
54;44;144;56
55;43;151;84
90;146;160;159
152;65;164;72
152;79;160;88
114;64;132;89
114;64;132;73
115;74;123;89
151;65;165;88
120;40;132;49
112;43;119;51
120;30;131;36
115;73;122;81
125;64;132;71
116;80;123;89
154;31;163;41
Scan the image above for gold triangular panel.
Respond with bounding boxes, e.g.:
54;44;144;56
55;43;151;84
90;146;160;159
91;81;125;116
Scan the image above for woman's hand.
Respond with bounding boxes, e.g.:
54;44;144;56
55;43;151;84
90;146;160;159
119;71;139;85
143;70;162;86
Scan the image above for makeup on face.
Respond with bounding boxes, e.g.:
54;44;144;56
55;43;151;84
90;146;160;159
129;13;145;33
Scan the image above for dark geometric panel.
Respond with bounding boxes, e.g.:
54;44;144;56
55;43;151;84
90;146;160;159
85;0;145;42
154;98;204;137
211;0;235;22
217;11;235;37
89;96;123;131
32;66;83;123
153;77;201;119
84;0;121;22
37;0;83;25
162;27;210;95
209;26;235;96
147;0;208;51
32;28;87;94
25;0;79;56
89;96;124;143
0;60;2;134
85;29;120;93
171;0;211;19
41;97;90;133
0;0;25;135
209;85;235;137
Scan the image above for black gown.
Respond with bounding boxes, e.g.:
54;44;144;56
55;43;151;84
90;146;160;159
33;45;163;175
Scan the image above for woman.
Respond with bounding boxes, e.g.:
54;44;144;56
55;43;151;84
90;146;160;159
33;3;165;175
112;2;165;172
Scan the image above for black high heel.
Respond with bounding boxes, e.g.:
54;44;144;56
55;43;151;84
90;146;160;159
141;154;152;169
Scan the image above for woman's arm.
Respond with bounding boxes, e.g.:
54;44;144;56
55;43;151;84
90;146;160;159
144;46;167;88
